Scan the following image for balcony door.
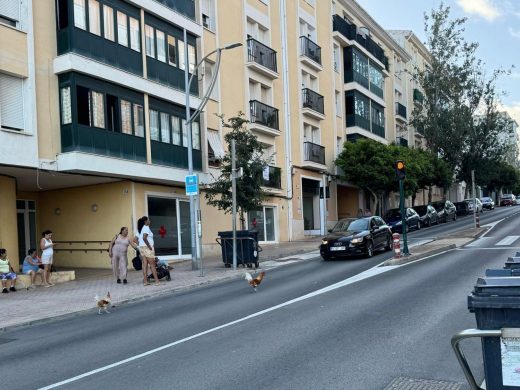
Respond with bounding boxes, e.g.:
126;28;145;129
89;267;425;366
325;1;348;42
248;207;276;243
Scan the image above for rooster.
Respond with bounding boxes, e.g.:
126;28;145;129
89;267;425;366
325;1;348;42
244;271;265;292
95;291;111;314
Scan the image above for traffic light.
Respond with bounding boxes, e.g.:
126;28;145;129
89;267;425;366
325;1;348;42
395;160;406;180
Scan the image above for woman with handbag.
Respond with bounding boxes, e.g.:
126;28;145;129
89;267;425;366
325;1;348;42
108;227;138;284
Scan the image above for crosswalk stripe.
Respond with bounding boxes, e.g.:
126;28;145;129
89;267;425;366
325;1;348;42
466;237;495;247
495;236;520;246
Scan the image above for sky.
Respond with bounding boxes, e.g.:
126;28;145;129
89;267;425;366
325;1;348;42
356;0;520;124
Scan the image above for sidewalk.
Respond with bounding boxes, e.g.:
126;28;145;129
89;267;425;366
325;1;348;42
1;229;484;331
0;238;321;331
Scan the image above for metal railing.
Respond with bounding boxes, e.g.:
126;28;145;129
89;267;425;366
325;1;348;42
249;100;280;130
53;240;111;253
395;102;407;119
247;37;277;73
300;36;321;64
396;136;408;147
263;166;282;189
303;141;325;165
302;88;324;115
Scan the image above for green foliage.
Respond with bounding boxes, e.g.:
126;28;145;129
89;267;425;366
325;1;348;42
204;113;270;227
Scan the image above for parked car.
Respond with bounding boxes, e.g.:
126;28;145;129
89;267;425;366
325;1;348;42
384;207;421;232
464;198;483;213
320;217;392;260
480;197;495;210
500;194;516;206
412;205;438;227
430;200;457;223
454;201;470;216
515;195;520;205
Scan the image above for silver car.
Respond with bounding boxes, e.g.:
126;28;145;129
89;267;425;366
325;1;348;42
464;198;483;213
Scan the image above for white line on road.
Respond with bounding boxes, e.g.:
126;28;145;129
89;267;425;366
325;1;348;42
466;237;495;247
495;236;520;246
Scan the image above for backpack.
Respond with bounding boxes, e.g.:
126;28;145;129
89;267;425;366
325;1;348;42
132;256;142;271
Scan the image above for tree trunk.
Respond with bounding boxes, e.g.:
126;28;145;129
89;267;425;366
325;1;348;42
412;193;416;206
428;186;433;203
239;209;246;230
367;188;378;216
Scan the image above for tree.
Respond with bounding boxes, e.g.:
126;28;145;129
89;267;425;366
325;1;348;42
204;113;270;229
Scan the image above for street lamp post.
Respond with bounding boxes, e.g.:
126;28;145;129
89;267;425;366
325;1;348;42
183;29;242;272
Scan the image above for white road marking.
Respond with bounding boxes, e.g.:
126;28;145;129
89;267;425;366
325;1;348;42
495;236;520;246
466;237;496;247
480;219;505;237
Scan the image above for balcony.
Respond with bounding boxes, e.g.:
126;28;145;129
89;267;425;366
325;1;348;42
249;100;280;136
263;166;282;189
246;37;278;79
302;88;325;120
299;36;322;71
303;141;325;165
395;102;407;122
396;137;409;147
332;14;389;70
413;88;424;105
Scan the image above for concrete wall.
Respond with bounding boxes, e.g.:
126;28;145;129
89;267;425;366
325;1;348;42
0;177;20;271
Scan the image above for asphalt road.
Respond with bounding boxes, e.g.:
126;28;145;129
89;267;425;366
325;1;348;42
2;206;519;390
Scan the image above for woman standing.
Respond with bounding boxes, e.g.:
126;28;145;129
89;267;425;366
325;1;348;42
109;227;138;284
40;230;55;287
137;216;160;286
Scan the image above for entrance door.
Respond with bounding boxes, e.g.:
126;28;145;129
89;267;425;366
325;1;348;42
247;206;277;242
302;178;321;235
16;200;36;265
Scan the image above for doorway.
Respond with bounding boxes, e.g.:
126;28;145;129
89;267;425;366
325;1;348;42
16;200;37;265
302;178;321;235
247;206;277;243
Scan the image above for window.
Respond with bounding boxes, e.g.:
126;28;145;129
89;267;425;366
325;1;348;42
74;0;86;30
117;11;128;46
88;0;100;35
369;64;384;97
353;49;369;84
103;5;114;41
171;116;181;145
91;91;105;128
201;0;215;31
333;44;339;73
106;94;119;132
160;112;170;143
60;86;72;125
188;44;196;73
121;100;132;134
204;61;219;100
129;17;140;51
192;122;200;150
156;30;166;62
57;0;69;30
335;90;341;117
178;40;185;70
0;73;24;131
149;110;159;141
181;119;187;146
145;25;155;58
133;104;144;137
167;35;177;66
76;85;90;126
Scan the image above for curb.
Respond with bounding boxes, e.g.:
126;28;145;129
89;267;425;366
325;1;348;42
382;244;457;266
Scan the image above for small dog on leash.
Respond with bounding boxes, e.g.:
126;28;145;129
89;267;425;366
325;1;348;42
95;292;111;314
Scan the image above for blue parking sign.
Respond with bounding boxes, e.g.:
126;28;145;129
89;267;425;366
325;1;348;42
185;175;198;196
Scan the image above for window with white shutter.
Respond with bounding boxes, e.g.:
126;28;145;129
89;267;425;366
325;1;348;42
0;0;20;26
0;73;24;131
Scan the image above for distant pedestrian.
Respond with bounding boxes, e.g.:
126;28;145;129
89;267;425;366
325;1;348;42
0;248;17;293
137;216;160;286
363;208;372;217
109;227;138;284
40;230;55;287
22;248;44;288
357;208;363;218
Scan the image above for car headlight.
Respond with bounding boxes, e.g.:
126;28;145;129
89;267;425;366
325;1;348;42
321;239;328;245
395;221;402;225
351;237;364;244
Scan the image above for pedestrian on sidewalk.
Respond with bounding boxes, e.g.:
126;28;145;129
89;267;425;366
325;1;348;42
40;230;56;287
0;248;17;293
22;248;44;288
137;216;160;286
109;227;138;284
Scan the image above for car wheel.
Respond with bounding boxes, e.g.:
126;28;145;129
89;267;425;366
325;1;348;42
365;241;374;258
453;213;457;221
385;235;392;251
416;221;421;230
322;255;331;261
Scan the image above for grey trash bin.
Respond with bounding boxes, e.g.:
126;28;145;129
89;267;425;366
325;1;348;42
217;230;260;268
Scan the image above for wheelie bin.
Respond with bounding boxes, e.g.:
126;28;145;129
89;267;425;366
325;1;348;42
216;230;261;268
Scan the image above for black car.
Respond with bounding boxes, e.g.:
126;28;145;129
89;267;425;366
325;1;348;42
430;200;457;223
454;201;470;216
412;205;438;227
384;207;421;232
320;217;392;260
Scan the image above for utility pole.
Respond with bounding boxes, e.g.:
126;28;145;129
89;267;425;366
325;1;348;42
396;160;410;256
472;170;477;228
231;139;237;270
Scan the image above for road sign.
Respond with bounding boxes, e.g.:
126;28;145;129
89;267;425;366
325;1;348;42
185;174;198;196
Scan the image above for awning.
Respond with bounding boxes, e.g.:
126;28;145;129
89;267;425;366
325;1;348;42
207;130;226;159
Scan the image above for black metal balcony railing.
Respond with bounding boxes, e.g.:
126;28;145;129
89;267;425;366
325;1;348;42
302;88;324;115
413;88;424;104
395;102;407;119
247;37;278;73
332;14;389;70
396;137;409;148
263;166;282;189
249;100;280;130
303;141;325;165
300;36;321;64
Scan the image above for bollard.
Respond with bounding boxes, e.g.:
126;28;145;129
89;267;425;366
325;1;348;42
475;212;480;228
392;233;401;259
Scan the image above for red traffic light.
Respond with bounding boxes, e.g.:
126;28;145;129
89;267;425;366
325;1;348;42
395;160;406;180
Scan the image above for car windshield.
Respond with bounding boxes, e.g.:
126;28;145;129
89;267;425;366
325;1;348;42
464;199;476;204
414;206;427;215
331;219;368;232
481;197;491;202
431;203;444;212
502;194;513;199
385;209;401;219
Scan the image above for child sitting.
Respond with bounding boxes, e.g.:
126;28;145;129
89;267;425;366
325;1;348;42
0;248;17;293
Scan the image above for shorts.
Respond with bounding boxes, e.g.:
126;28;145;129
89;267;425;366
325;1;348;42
25;269;42;274
41;255;53;265
139;246;155;258
0;272;17;280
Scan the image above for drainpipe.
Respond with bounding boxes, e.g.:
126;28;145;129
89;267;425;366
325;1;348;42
280;0;293;241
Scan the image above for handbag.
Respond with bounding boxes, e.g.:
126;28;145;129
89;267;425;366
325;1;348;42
107;234;118;253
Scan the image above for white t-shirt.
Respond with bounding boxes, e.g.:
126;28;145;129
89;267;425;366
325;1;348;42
138;225;154;247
